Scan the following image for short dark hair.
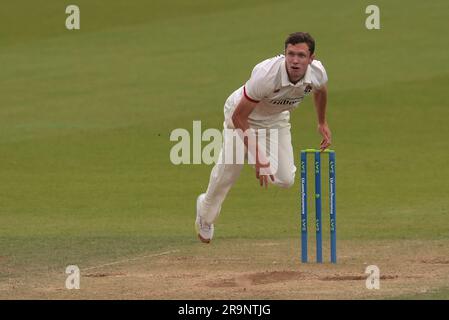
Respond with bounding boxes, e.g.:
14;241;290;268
284;32;315;54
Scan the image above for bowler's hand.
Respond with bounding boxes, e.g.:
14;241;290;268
256;161;275;188
318;123;332;151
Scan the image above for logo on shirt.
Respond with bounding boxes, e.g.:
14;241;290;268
269;98;302;105
304;85;312;94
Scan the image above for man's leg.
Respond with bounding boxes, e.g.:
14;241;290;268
267;124;296;188
196;128;244;242
199;153;243;224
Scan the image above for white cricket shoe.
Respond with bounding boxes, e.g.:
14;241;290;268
195;193;214;243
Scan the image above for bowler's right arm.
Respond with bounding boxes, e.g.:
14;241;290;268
231;96;274;187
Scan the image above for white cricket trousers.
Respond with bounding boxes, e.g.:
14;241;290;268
198;122;297;225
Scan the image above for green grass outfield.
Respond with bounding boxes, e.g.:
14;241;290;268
388;287;449;300
1;0;448;298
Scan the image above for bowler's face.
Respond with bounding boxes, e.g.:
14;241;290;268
285;43;314;83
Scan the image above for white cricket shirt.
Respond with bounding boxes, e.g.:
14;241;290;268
224;55;328;127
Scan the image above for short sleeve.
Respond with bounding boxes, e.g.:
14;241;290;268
244;65;272;102
311;60;328;90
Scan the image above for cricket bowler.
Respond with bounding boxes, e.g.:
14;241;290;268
196;32;331;243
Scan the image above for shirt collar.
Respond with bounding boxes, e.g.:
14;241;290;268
281;60;312;87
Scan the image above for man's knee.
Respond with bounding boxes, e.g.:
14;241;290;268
275;175;295;189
